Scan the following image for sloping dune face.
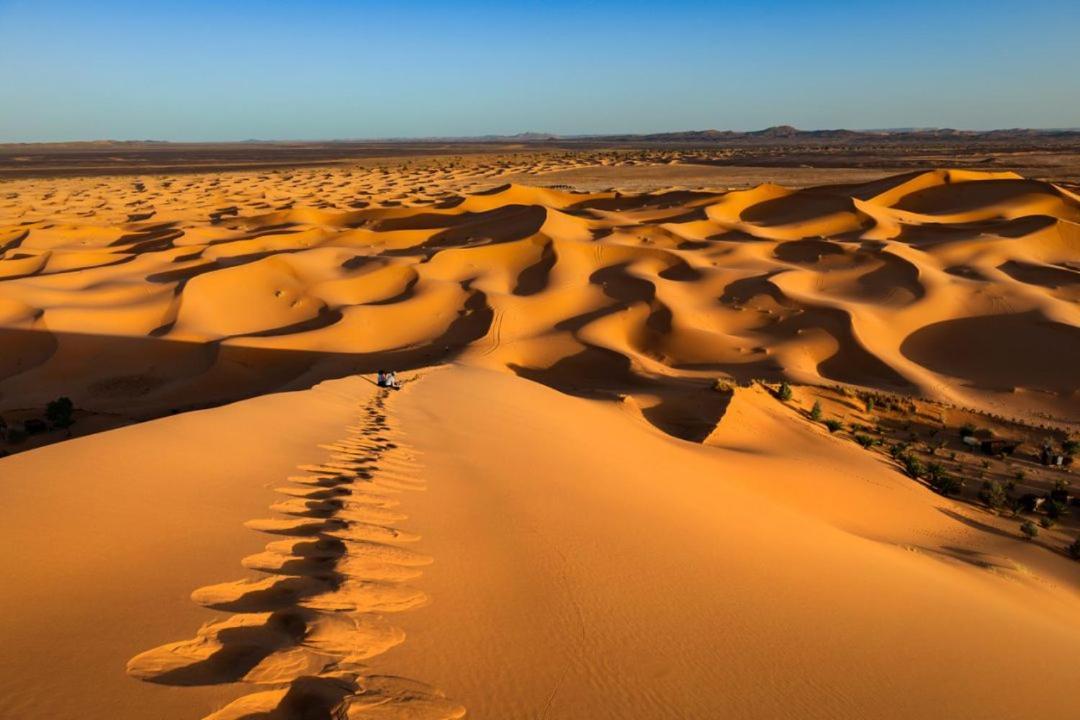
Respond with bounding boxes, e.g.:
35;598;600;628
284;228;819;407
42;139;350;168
1;168;1078;422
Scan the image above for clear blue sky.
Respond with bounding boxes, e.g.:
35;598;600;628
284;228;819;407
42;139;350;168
1;0;1077;142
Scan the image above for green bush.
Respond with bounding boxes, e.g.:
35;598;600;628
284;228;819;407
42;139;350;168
854;433;874;449
778;382;792;402
824;419;843;433
930;472;964;497
1039;516;1055;529
1020;520;1038;540
900;454;924;479
713;379;733;393
978;480;1006;509
809;401;822;422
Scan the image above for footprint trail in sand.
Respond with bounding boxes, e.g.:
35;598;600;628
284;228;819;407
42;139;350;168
126;386;464;720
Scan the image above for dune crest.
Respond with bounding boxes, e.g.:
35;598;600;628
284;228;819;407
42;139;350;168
2;168;1077;431
124;385;464;720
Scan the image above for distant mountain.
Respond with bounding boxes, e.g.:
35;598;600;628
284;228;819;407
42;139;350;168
7;127;1080;150
562;126;1080;144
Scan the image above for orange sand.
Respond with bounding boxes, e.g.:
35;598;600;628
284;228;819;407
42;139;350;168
0;163;1078;718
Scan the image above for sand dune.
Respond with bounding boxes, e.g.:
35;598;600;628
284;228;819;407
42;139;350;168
1;167;1077;425
1;161;1078;718
2;368;1077;719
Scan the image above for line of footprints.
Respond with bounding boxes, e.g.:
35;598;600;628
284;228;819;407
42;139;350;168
127;387;465;720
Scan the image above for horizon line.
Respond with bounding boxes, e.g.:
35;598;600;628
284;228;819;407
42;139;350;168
5;125;1080;146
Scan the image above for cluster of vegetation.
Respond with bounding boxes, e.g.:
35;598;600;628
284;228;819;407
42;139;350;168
978;480;1008;510
854;433;876;449
792;385;1080;557
778;382;792;402
711;378;736;393
0;397;76;448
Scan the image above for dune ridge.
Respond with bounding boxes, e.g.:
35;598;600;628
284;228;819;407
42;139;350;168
125;383;464;720
1;167;1077;433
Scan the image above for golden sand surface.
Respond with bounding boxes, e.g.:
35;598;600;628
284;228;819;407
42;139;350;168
0;158;1078;719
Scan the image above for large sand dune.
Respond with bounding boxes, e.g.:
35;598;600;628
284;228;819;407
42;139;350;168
1;368;1077;719
1;163;1078;718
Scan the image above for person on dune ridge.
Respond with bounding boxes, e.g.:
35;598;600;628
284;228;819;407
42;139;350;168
376;370;400;389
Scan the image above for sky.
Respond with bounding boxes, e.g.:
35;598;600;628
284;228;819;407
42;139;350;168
1;0;1078;142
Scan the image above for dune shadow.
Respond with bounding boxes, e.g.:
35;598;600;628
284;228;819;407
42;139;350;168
937;507;1017;541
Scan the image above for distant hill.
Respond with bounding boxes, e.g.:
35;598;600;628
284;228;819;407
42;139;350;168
8;126;1080;149
565;125;1080;144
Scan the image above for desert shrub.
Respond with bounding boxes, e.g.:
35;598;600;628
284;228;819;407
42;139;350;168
854;433;874;449
1067;536;1080;560
980;459;990;469
1063;439;1078;456
778;382;792;402
1020;521;1038;540
923;461;961;495
1044;500;1068;521
978;480;1006;509
865;397;875;413
824;419;843;433
931;472;963;497
889;442;909;459
900;453;924;479
1014;469;1027;482
809;401;822;421
713;379;733;393
46;396;75;429
1039;516;1055;529
960;423;976;438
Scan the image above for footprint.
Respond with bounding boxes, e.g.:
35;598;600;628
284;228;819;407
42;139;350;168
192;575;333;612
128;388;459;717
